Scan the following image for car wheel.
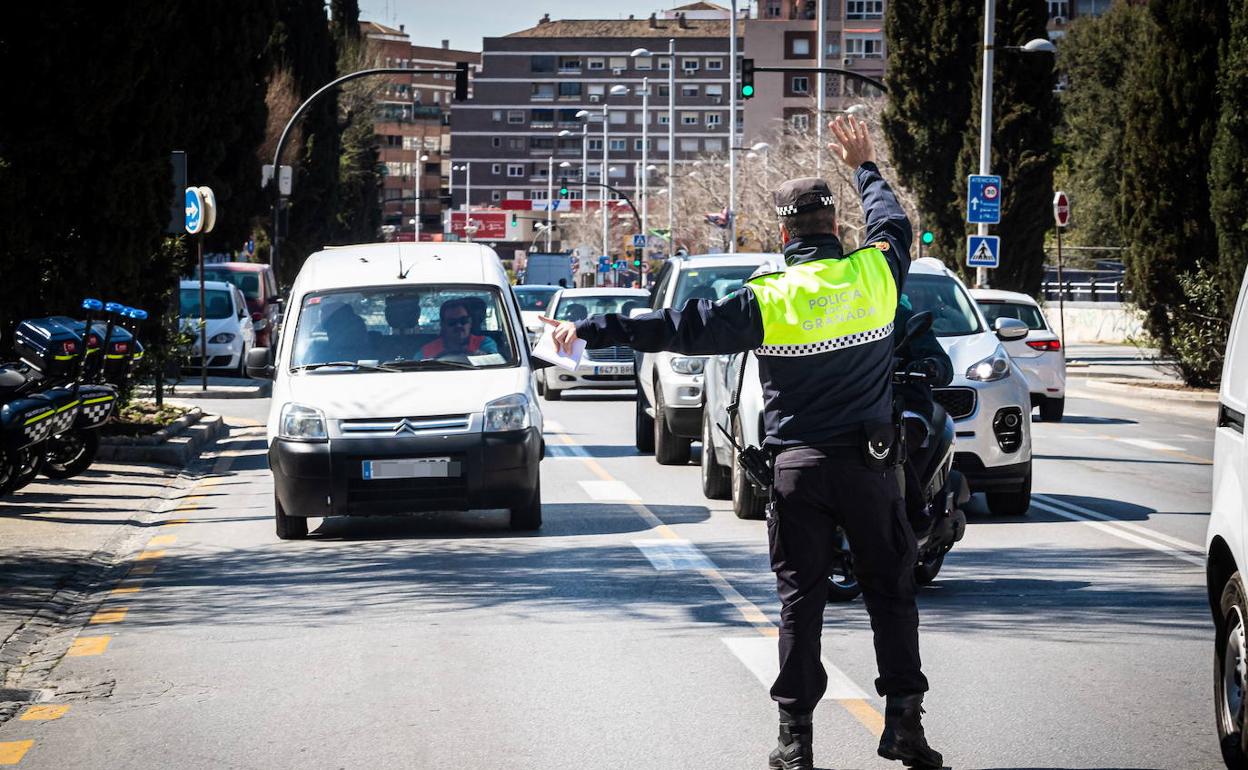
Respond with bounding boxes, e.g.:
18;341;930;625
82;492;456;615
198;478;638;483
701;412;731;500
654;386;692;465
509;480;542;531
236;347;248;379
275;492;308;540
731;417;766;520
41;430;99;479
635;390;655;453
1218;572;1248;768
986;466;1032;516
1039;396;1065;422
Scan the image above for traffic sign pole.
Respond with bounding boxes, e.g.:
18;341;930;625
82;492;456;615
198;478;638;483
1053;191;1070;350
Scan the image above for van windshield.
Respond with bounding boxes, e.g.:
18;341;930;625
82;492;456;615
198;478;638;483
289;286;519;371
673;266;758;306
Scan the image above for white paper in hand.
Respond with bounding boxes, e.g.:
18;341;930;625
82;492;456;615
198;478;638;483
532;328;586;371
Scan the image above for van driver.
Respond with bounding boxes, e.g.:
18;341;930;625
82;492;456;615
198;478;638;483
420;299;498;360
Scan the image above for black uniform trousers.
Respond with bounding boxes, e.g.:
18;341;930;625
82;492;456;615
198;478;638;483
767;445;929;713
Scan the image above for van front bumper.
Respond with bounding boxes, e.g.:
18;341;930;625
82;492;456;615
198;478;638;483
269;427;542;517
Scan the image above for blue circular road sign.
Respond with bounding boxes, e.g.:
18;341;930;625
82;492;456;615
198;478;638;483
185;187;205;235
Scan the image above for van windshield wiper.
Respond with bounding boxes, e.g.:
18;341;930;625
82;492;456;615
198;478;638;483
290;361;400;373
384;359;477;370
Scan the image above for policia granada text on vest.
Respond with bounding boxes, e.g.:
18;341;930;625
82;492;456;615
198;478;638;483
543;116;944;770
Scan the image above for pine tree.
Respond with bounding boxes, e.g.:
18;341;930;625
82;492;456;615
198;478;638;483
1119;0;1227;355
1212;0;1248;313
955;0;1058;295
881;0;981;265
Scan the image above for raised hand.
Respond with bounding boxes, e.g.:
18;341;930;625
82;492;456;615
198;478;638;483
827;115;875;170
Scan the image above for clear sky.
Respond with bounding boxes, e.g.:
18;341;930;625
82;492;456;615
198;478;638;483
357;0;673;50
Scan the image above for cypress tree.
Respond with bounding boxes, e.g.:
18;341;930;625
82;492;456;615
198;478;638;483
331;0;382;245
1119;0;1226;354
881;0;980;264
955;0;1058;295
1211;0;1248;313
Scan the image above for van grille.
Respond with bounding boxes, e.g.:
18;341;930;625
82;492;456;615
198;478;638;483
340;414;471;436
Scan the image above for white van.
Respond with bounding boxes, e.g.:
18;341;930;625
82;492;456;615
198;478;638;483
247;243;544;539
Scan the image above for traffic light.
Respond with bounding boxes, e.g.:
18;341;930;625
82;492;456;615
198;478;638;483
921;231;934;246
454;61;469;102
632;248;642;269
740;58;755;99
558;177;569;198
510;212;517;226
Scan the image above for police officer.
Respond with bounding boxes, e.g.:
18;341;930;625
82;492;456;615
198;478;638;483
543;116;942;770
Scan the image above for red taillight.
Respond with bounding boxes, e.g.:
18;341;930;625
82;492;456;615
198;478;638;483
87;333;100;348
61;341;77;354
1026;339;1061;352
112;342;129;354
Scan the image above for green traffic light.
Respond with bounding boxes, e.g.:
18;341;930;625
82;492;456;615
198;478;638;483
741;84;755;97
921;231;934;245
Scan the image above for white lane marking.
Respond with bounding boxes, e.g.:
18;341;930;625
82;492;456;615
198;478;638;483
545;444;590;459
543;419;565;432
1033;494;1204;553
578;480;640;501
1119;437;1185;452
634;539;715;570
722;637;871;700
1030;496;1203;567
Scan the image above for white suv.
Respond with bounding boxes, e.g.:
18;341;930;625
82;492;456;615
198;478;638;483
634;253;784;464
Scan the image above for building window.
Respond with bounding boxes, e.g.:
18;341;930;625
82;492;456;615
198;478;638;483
588;84;605;97
656;139;670;152
588;138;604;151
1074;0;1112;15
588;57;606;70
492;110;503;122
705;58;723;71
635;56;653;70
532;83;555;100
609;56;628;70
681;112;698;125
507;164;526;178
791;113;810;130
507;110;525;124
635;111;646;124
587;166;602;180
791;76;810;94
559;82;583;98
845;0;884;19
491;163;502;174
530;137;554;150
764;0;782;17
658;113;670;125
786;31;815;58
531;109;555;127
491;191;502;201
681;58;700;72
558;56;581;72
610;111;628;125
531;55;555;73
706;84;723;99
491;137;502;148
658;58;671;71
531;189;549;201
658;84;671;98
682;84;700;97
609;138;627;152
1048;0;1069;16
634;138;650;151
505;190;523;200
845;34;884;58
704;138;723;153
609;166;626;179
680;139;699;153
706;113;722;127
508;137;525;150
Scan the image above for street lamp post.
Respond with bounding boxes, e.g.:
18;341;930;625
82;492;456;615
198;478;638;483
546;154;555;251
816;0;825;176
632;40;676;256
729;0;739;253
452;162;472;242
413;153;428;242
641;76;649;258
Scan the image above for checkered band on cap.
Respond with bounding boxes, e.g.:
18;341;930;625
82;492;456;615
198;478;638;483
757;322;893;357
774;195;836;218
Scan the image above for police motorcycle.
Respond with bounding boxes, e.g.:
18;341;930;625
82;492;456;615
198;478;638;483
823;311;970;603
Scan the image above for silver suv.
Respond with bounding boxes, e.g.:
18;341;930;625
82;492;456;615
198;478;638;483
634;253;783;464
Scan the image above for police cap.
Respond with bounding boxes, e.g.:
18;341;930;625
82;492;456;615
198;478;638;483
773;177;836;217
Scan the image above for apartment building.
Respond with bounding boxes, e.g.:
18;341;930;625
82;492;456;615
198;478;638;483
743;0;887;142
450;6;744;257
361;22;480;240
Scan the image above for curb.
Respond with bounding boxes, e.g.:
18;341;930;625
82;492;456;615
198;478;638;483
98;413;227;466
1082;377;1219;404
167;382;271;400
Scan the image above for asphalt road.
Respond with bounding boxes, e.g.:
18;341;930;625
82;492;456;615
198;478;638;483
0;383;1220;769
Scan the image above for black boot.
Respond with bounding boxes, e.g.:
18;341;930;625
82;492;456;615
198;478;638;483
767;709;813;770
878;693;943;768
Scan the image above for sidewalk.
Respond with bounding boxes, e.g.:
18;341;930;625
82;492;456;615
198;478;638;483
1065;342;1176;382
135;376;270;401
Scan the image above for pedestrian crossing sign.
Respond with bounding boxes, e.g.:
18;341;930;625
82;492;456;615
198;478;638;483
967;235;1000;268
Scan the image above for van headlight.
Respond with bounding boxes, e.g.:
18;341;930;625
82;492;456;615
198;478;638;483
484;393;531;432
279;402;327;441
670;356;705;375
966;346;1012;382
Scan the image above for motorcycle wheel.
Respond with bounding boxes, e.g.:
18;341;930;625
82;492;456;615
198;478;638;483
42;430;100;480
826;550;862;603
10;449;42;492
914;552;946;586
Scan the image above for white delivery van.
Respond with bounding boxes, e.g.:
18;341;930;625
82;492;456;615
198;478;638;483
247;242;544;539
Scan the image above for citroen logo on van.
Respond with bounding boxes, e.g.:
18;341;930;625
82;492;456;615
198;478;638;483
394;419;421;435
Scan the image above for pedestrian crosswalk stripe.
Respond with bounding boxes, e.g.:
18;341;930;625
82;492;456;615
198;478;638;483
633;539;714;570
722;637;872;700
578;480;640;501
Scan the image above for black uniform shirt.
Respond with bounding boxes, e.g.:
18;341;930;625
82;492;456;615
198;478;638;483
575;162;912;447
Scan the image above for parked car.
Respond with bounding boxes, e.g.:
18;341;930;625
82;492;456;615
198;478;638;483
198;262;282;348
513;284;560;347
970;288;1067;421
247;241;544;539
636;253;785;465
178;279;255;376
703;257;1035;517
536;287;650;400
1205;265;1248;768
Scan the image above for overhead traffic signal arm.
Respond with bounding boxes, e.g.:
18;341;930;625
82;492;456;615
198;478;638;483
747;65;888;95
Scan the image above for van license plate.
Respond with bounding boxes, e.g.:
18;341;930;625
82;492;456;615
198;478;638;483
362;458;453;480
593;365;631;376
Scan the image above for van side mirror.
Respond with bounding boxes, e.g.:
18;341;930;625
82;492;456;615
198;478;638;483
245;347;274;379
994;317;1029;342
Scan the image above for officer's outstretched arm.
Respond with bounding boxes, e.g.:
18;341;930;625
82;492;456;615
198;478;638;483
564;289;763;355
856;162;913;287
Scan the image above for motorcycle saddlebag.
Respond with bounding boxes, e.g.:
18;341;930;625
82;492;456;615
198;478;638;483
13;317;84;379
35;387;80;437
1;395;58;452
75;384;118;429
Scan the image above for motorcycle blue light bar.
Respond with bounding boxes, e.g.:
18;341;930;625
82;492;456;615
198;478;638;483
130;309;148;320
82;298;104;311
105;302;125;313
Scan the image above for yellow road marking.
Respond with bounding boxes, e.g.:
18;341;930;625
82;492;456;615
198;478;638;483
548;427;887;735
135;550;165;561
0;740;33;765
147;534;177;547
89;607;128;624
66;636;110;656
112;581;144;595
127;563;157;577
161;518;189;527
19;705;69;721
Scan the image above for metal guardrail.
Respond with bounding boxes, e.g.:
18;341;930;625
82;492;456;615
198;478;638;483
1040;278;1130;303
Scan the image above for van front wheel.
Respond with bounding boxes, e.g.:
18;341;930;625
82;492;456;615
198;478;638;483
509;481;542;531
275;493;308;540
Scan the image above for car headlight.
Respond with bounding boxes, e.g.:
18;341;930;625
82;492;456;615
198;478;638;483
670;356;706;375
966;346;1012;382
209;332;237;344
279;402;327;441
484;393;531;432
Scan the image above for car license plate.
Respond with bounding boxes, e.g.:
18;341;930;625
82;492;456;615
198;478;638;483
362;457;455;480
593;365;631;376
